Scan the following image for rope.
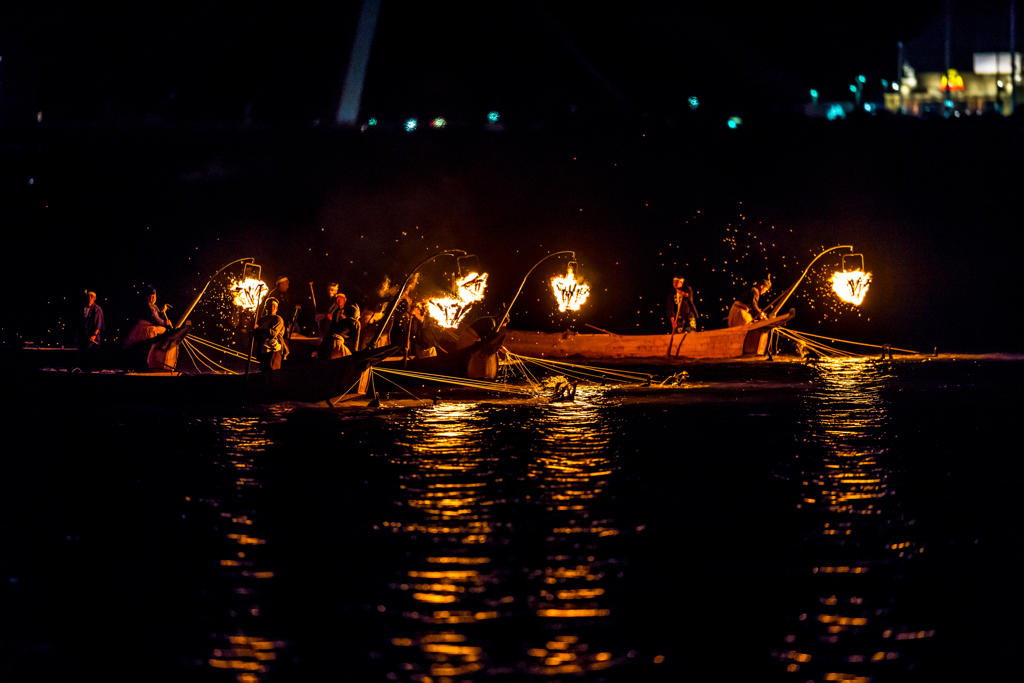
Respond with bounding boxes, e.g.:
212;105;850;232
181;339;239;374
369;369;432;404
373;368;536;395
181;339;204;374
507;353;652;380
188;335;252;360
782;329;918;354
778;329;858;358
328;372;370;407
502;353;545;390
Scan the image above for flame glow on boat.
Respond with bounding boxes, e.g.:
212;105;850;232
551;265;590;312
830;271;872;306
425;273;488;328
230;278;268;311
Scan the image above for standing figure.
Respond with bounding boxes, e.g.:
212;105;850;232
255;297;286;371
76;290;105;349
666;276;699;333
728;277;772;327
315;282;340;339
321;293;360;360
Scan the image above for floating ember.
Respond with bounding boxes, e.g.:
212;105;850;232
424;272;489;328
230;278;268;311
830;270;872;306
551;264;590;312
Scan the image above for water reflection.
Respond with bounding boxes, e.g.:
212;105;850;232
380;403;502;680
774;358;933;680
192;414;288;681
524;386;622;675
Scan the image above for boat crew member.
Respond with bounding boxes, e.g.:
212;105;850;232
728;277;771;327
323;294;360;359
315;282;340;337
255;297;287;371
124;285;178;369
272;276;302;340
76;290;105;349
666;276;698;333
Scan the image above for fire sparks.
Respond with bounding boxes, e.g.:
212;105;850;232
831;271;872;306
425;273;488;329
551;264;590;312
230;278;268;311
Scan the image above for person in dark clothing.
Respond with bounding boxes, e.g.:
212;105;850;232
76;290;105;349
255;298;286;371
666;276;698;333
321;294;360;359
728;277;772;327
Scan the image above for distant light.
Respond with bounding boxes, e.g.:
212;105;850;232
28;178;34;185
487;111;500;123
368;118;378;126
688;96;699;110
810;89;818;100
881;79;889;88
997;80;1004;88
864;103;874;112
849;85;857;93
827;104;846;120
892;83;899;90
857;74;866;83
405;118;417;132
431;117;446;128
727;117;742;129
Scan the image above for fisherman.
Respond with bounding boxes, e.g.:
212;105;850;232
315;282;340;338
324;293;360;359
270;275;301;339
409;301;453;358
124;285;177;369
728;277;772;327
76;290;105;350
255;297;287;371
666;276;698;333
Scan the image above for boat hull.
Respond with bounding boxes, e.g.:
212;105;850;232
504;311;795;360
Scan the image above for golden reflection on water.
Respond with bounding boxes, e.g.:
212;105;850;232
195;415;287;681
381;403;500;679
525;392;622;675
378;389;626;679
774;358;933;680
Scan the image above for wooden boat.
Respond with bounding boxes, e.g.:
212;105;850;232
10;336;398;406
377;328;508;381
503;309;796;360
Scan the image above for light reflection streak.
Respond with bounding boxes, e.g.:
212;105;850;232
524;392;625;675
772;358;934;679
191;415;288;681
379;403;500;678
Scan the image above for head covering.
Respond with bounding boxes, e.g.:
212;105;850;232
276;275;289;285
265;297;279;306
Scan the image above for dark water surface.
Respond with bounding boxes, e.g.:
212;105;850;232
2;358;1021;682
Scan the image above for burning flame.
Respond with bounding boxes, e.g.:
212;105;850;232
551;264;590;312
830;270;872;306
424;272;488;329
230;278;268;311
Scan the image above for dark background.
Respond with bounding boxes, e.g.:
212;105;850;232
1;1;1021;352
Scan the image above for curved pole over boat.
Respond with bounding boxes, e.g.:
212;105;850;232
177;257;257;328
368;250;468;349
499;251;576;328
766;245;852;318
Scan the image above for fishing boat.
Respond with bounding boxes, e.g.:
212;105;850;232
503;309;796;360
11;334;397;406
376;327;508;381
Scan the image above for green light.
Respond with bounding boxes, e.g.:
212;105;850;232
405;118;417;132
850;84;857;92
368;118;377;126
487;111;500;123
727;116;742;129
810;89;818;99
431;117;446;128
688;96;699;110
857;74;866;83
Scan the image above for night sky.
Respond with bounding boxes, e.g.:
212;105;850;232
2;1;1022;353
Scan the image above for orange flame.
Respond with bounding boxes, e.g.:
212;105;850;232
550;264;590;312
424;273;488;328
830;270;872;305
230;278;268;311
